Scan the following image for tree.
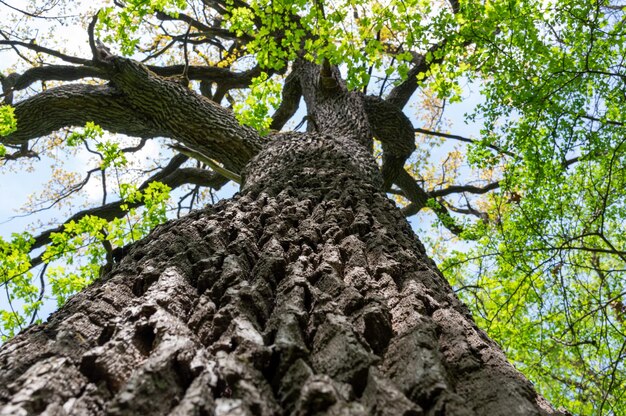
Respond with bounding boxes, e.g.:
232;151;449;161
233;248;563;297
0;0;624;414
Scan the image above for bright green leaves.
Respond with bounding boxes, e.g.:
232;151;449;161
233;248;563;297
98;0;187;55
222;0;458;90
427;1;626;411
0;232;34;340
97;142;128;169
118;181;171;236
442;145;626;413
43;215;110;267
42;215;110;307
42;181;171;267
48;182;170;305
1;181;171;341
47;266;91;308
0;105;17;137
68;122;127;169
228;6;257;37
233;72;282;134
223;0;306;71
98;6;143;56
461;0;599;167
466;139;500;169
67;121;103;146
1;118;173;340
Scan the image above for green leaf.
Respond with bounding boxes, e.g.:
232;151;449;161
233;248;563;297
0;105;17;136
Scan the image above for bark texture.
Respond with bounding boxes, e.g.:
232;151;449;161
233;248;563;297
1;139;558;416
0;56;561;416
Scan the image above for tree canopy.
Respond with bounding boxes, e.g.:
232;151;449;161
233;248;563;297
1;0;625;413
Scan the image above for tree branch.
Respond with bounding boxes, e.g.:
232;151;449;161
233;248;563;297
415;127;514;157
1;84;163;145
11;65;106;91
385;42;447;109
394;168;464;235
363;95;416;189
107;56;262;170
0;38;91;66
445;201;489;223
3;56;264;171
430;181;501;198
169;143;242;183
154;10;243;40
29;154;228;255
147;64;264;88
270;64;303;130
7;63;263;93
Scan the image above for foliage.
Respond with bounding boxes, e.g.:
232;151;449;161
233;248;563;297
433;1;626;413
98;0;188;55
2;0;626;413
68;122;129;169
0;174;171;341
222;0;457;90
0;233;35;339
0;106;16;155
233;72;283;134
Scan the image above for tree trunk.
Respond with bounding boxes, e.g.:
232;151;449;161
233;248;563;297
0;61;561;416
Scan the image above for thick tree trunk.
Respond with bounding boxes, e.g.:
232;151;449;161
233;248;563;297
1;135;558;416
0;59;561;416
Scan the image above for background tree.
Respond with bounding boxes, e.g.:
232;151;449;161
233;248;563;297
0;0;624;414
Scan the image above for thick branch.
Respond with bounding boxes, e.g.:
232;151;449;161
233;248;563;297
385;43;447;109
297;60;371;147
107;57;261;170
2;84;163;145
3;57;263;171
363;95;415;189
447;0;460;13
7;64;264;93
270;66;303;131
147;64;264;88
11;65;106;91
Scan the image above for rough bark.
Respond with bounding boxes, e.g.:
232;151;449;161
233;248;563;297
0;132;559;416
0;57;562;416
